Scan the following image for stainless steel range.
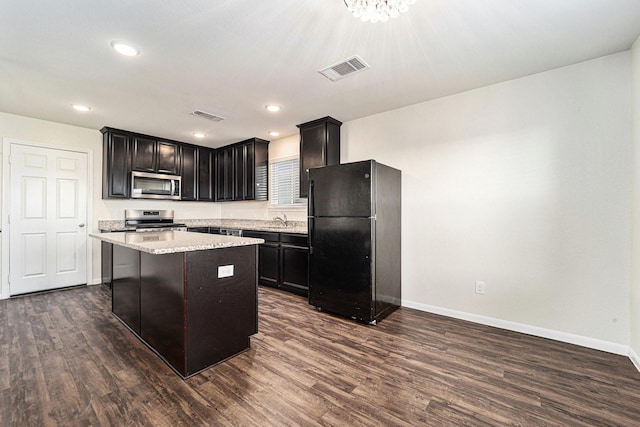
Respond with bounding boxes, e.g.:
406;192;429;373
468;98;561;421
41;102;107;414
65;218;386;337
124;209;187;232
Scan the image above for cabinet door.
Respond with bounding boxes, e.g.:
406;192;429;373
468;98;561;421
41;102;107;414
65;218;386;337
132;136;157;173
258;243;279;288
103;131;131;198
215;147;233;201
281;244;309;296
234;144;247;200
299;123;325;198
243;142;255;200
181;145;197;201
197;148;215;201
157;141;179;175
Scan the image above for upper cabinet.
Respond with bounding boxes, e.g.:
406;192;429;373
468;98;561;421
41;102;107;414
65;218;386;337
197;148;215;201
297;116;341;198
132;137;180;175
102;127;268;202
102;128;131;199
216;138;269;202
180;145;197;201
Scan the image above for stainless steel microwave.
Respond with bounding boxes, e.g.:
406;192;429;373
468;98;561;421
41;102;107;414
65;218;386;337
131;171;181;200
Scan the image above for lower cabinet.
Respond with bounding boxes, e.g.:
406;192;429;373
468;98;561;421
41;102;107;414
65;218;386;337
243;230;309;296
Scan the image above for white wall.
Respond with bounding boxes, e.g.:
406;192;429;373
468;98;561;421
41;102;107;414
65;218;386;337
630;37;640;365
342;52;632;349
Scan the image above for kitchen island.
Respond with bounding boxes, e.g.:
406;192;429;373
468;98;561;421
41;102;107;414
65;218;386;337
91;231;264;378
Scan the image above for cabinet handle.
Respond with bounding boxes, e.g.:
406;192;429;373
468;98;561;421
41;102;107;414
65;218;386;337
79;223;86;228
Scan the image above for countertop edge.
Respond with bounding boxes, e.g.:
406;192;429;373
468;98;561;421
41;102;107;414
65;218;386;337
90;231;265;255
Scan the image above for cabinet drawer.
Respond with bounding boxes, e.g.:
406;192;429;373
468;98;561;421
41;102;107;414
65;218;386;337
280;233;308;247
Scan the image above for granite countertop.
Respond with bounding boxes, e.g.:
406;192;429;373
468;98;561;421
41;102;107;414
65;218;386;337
98;218;308;234
90;231;264;255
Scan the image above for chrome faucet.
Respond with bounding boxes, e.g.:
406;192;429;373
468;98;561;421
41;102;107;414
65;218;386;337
273;213;288;228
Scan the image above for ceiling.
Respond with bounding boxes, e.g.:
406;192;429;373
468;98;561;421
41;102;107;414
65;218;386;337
1;0;640;148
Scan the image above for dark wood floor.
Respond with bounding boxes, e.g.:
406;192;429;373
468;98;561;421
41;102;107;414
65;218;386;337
1;285;640;426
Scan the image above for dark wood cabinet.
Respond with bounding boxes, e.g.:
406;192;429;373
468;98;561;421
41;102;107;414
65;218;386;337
181;145;197;201
216;138;269;202
215;147;234;201
102;126;267;202
197;148;215;201
131;136;156;173
101;128;131;198
157;141;180;174
243;230;308;296
280;234;309;295
132;137;180;175
297;116;341;198
110;243;258;378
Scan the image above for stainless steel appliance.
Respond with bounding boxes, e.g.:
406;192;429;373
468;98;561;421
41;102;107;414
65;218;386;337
131;171;181;200
124;209;187;232
308;160;401;324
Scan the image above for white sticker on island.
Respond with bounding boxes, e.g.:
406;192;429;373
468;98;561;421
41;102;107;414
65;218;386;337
218;265;234;278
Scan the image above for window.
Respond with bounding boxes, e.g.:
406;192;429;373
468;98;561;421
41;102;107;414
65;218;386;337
270;157;306;206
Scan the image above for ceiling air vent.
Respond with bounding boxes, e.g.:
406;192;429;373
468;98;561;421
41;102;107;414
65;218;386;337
191;110;225;122
319;55;370;82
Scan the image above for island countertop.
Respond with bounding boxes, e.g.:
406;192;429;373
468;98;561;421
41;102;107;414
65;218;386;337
90;231;264;255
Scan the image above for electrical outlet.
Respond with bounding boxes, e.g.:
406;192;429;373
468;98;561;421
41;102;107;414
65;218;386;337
218;265;234;278
475;281;486;295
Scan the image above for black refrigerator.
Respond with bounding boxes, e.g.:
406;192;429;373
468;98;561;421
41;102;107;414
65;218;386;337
308;160;401;324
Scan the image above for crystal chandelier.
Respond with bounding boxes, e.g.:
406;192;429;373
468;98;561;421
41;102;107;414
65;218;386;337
344;0;416;23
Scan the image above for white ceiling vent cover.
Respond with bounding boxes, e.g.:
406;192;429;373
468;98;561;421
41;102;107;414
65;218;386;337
319;55;370;81
191;110;225;122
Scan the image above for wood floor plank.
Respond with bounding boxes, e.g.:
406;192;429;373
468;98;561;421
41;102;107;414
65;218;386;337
1;285;640;426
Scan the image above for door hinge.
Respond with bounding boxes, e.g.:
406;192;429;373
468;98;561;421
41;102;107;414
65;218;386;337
8;155;12;164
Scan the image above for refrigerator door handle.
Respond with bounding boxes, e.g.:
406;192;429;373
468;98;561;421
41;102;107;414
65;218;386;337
308;217;314;255
308;179;315;218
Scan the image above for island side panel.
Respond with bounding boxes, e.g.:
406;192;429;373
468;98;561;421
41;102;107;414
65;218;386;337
185;245;258;376
140;252;186;375
112;245;141;335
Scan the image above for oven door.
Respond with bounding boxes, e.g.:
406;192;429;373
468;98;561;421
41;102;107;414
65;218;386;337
131;171;181;200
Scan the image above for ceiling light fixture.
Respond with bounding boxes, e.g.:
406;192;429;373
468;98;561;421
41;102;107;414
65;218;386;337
72;104;91;112
111;41;140;56
193;132;206;138
265;105;281;112
344;0;415;23
268;131;280;137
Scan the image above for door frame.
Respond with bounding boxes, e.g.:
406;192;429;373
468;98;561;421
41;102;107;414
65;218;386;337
1;137;94;299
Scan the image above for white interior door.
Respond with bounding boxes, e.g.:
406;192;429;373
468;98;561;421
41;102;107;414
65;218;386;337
9;144;88;295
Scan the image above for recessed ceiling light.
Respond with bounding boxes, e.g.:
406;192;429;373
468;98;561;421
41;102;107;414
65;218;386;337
72;104;91;112
268;131;280;137
265;105;281;112
111;41;140;57
193;132;206;138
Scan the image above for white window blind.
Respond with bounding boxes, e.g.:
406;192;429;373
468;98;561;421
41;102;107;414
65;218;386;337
270;158;306;206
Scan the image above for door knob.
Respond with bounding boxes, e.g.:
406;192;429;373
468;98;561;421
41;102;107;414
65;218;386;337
79;223;86;228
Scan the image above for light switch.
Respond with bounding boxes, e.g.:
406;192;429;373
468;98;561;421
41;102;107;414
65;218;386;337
218;265;234;278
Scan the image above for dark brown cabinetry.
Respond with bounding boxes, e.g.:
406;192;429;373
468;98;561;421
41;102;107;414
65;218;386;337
216;138;269;202
132;137;180;175
110;243;258;378
197;148;215;201
102;129;131;198
216;147;234;201
180;145;197;201
243;230;309;296
297;116;341;198
102;127;268;202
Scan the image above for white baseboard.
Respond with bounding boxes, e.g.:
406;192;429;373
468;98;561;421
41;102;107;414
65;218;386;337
401;299;629;356
629;347;640;372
